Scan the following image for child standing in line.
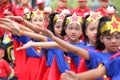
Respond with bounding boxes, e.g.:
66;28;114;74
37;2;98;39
2;10;45;80
77;11;103;73
95;0;110;16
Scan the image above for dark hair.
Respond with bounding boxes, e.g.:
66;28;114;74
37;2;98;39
0;44;5;50
61;14;72;36
82;15;90;45
47;12;59;35
96;16;111;50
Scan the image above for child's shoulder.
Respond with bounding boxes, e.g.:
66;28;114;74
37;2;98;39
0;59;9;65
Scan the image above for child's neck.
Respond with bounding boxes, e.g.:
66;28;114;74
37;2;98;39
102;49;118;53
69;39;81;44
0;58;3;61
89;42;96;46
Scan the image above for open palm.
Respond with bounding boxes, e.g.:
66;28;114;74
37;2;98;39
16;41;35;50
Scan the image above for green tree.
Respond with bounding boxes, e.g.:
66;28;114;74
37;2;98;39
49;0;120;17
110;0;120;17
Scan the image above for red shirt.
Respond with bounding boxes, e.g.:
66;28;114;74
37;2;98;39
54;6;71;13
71;7;91;18
0;59;12;77
15;6;33;16
0;29;4;39
0;3;17;18
95;7;107;16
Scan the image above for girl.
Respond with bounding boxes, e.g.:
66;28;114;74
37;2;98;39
77;11;103;73
1;10;46;80
0;44;14;80
15;10;45;80
62;52;120;80
36;15;120;80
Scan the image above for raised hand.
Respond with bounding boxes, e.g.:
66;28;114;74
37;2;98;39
0;18;12;23
5;16;24;22
61;70;78;80
0;18;13;31
0;24;11;31
16;41;35;50
11;22;21;36
0;18;21;36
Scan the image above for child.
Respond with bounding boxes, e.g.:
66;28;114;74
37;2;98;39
0;44;13;80
105;4;119;20
71;0;91;18
95;0;110;16
61;52;120;80
54;0;70;13
2;10;46;80
77;11;103;73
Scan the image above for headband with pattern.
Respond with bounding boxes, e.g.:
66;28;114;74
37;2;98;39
53;13;66;22
31;9;44;18
86;11;102;24
66;13;82;25
100;16;120;34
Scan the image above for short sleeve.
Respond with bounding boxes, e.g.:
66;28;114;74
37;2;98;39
102;57;120;77
85;50;102;69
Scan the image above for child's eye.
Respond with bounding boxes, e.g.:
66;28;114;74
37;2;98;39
106;36;111;39
56;26;61;28
115;35;120;39
39;19;43;22
33;19;37;22
68;27;72;30
76;28;80;30
89;27;95;31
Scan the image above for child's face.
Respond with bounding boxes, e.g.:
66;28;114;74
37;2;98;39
58;0;67;8
0;54;4;59
86;21;99;45
31;16;44;28
101;32;120;52
100;0;109;8
78;1;87;8
54;21;63;39
65;23;82;42
21;0;29;5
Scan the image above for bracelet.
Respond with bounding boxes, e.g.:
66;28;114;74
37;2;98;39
20;30;24;35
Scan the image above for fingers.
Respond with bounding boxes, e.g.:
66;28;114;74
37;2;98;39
16;47;25;51
61;73;68;80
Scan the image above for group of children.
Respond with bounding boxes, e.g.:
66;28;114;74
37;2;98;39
0;0;120;80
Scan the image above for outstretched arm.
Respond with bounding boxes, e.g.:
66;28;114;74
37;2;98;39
62;66;106;80
77;66;106;80
17;41;68;52
38;28;90;60
0;18;32;32
6;16;40;33
1;20;47;41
